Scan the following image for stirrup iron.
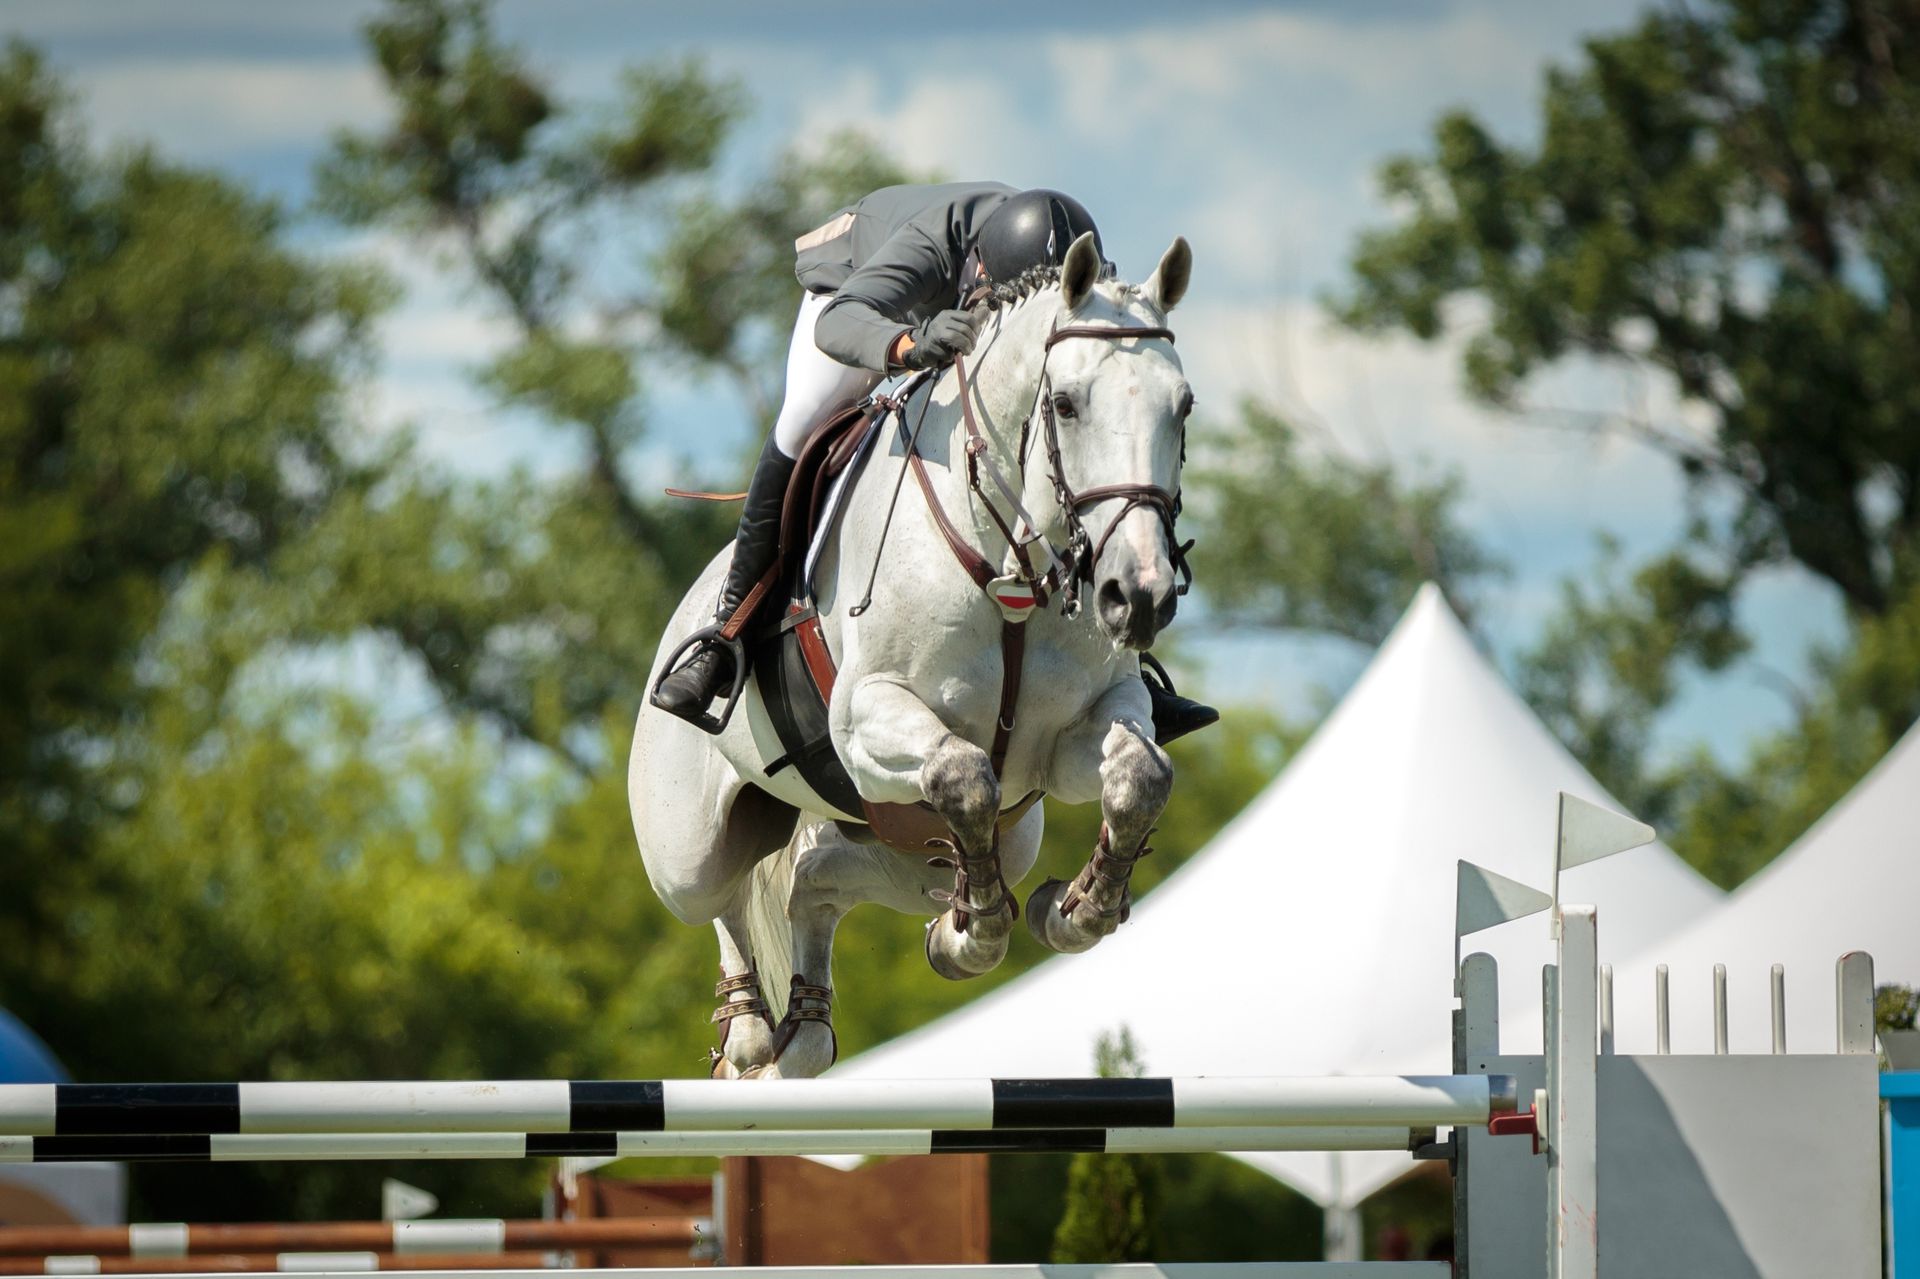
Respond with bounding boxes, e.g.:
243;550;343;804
650;624;750;735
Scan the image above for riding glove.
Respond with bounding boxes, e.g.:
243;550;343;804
900;309;980;369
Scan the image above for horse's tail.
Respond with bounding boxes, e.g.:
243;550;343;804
742;834;797;1021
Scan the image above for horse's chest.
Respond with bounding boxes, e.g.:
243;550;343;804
917;631;1115;738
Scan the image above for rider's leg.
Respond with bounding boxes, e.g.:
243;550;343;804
652;291;880;728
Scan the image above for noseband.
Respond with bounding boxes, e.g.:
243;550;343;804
906;318;1192;622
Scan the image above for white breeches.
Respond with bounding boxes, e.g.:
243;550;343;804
772;291;883;459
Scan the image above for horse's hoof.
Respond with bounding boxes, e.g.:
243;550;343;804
1025;878;1095;954
1024;878;1071;950
1024;878;1123;954
924;909;1010;981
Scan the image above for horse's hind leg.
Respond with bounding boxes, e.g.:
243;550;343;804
754;822;943;1079
708;895;775;1079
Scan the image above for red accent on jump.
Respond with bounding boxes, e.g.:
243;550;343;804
1487;1106;1541;1155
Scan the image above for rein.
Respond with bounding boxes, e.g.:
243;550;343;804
908;318;1190;622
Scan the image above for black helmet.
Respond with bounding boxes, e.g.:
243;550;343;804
975;189;1104;285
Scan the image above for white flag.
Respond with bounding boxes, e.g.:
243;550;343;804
1456;860;1554;938
382;1179;439;1222
1557;792;1655;871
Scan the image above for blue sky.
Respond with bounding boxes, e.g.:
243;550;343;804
4;0;1850;765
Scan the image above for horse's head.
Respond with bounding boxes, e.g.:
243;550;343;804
1031;232;1194;651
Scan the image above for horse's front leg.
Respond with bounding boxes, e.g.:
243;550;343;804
843;676;1016;980
1027;679;1173;953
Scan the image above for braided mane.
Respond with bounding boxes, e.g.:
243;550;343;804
981;262;1130;313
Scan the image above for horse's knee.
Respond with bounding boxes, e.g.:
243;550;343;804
1100;721;1173;820
921;734;999;831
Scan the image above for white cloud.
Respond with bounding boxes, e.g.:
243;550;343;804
72;58;384;158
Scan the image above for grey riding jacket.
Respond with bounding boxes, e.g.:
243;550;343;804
794;181;1016;373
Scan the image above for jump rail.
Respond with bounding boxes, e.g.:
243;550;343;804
1;1254;566;1275
0;1076;1510;1138
0;1124;1427;1165
0;1220;703;1258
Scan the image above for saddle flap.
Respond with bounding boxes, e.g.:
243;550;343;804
777;399;884;585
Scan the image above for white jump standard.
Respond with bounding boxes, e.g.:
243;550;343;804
0;1075;1511;1138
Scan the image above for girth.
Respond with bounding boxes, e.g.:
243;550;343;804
766;600;1041;854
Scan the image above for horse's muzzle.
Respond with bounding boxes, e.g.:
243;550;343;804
1097;575;1178;650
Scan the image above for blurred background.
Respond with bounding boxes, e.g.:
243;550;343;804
2;0;1915;1262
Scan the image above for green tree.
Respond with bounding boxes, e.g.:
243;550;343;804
1337;0;1920;617
1049;1028;1158;1264
1333;0;1920;878
0;39;388;978
1512;532;1747;830
1188;399;1503;644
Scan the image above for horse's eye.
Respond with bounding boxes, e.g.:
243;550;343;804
1177;391;1195;420
1052;392;1077;420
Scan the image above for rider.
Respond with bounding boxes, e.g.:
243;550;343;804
650;182;1218;744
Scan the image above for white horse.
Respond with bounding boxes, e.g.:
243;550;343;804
629;232;1194;1079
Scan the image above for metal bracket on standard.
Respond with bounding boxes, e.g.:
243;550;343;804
1487;1104;1542;1156
1409;1128;1452;1161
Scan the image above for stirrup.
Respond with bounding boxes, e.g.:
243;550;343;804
650;624;750;735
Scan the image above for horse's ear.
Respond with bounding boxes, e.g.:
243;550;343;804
1061;231;1101;311
1144;236;1192;312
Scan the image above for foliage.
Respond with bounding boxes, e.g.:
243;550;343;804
992;1150;1324;1263
1879;985;1920;1034
1336;0;1920;618
1514;532;1748;831
1652;574;1920;885
1049;1029;1157;1264
0;38;388;983
1187;400;1503;645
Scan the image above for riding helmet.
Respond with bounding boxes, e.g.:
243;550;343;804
974;189;1104;284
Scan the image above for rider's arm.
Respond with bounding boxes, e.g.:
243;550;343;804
815;225;951;373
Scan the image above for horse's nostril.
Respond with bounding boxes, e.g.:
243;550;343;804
1156;589;1178;629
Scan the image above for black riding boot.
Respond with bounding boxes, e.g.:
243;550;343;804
1141;654;1219;746
651;435;798;731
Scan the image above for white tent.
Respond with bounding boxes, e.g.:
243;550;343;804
838;584;1724;1208
1597;718;1920;1057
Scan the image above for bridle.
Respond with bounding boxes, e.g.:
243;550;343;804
1027;323;1194;616
904;313;1193;622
